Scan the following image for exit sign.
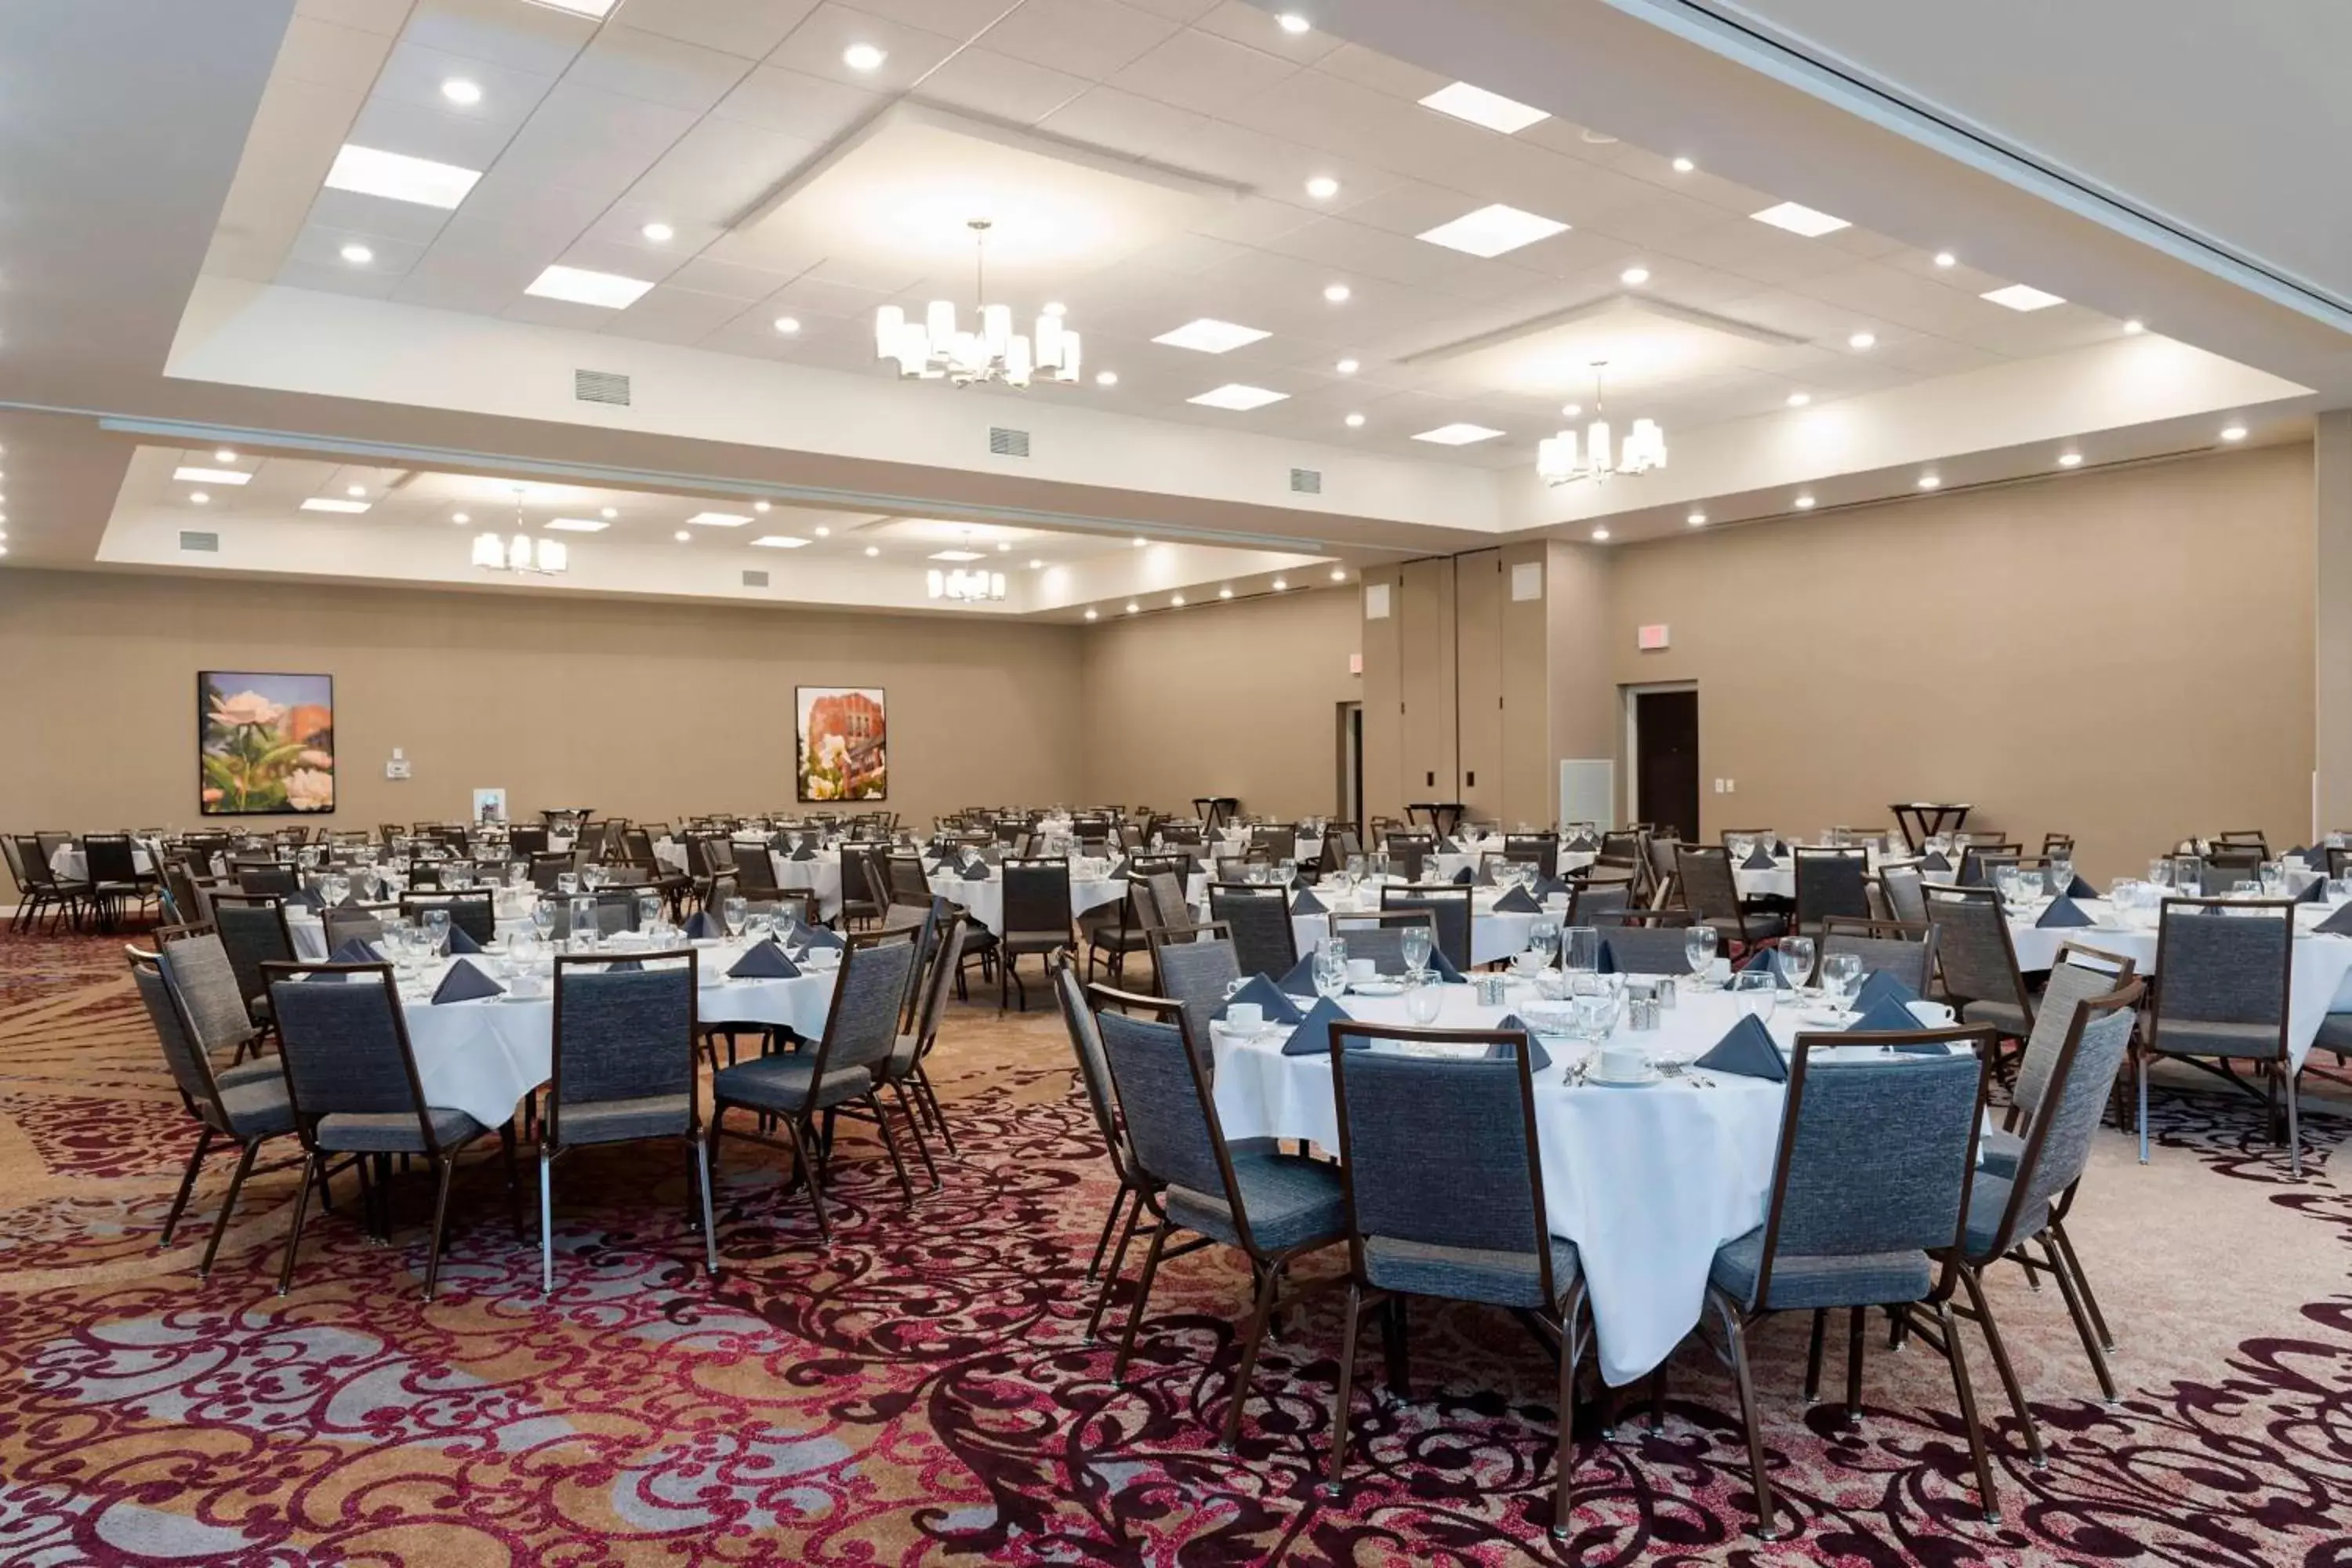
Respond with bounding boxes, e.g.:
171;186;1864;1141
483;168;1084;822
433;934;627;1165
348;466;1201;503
1637;623;1671;650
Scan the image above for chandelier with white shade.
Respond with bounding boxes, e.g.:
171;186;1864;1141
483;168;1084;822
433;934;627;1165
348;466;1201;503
927;566;1007;604
472;487;568;575
875;220;1080;388
1537;361;1667;486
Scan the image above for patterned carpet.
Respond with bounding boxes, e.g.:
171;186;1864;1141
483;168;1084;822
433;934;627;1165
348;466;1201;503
5;928;2352;1566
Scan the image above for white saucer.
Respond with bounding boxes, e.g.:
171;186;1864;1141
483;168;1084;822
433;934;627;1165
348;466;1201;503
1798;1005;1853;1026
1350;979;1406;997
1586;1066;1662;1087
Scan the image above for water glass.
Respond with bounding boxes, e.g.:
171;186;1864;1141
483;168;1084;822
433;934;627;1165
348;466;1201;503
1683;925;1719;984
1404;975;1443;1025
1527;917;1561;966
423;908;452;953
530;900;555;939
1775;935;1815;990
2049;857;2074;896
2260;862;2286;898
1276;858;1298;889
637;894;662;933
723;896;748;936
2147;858;2173;888
2172;858;2203;898
557;872;580;898
1730;967;1779;1022
1571;985;1617;1044
1562;925;1601;977
568;895;597;947
1312;951;1348;1002
2327;878;2352;907
1819;951;1863;1011
1399;926;1433;978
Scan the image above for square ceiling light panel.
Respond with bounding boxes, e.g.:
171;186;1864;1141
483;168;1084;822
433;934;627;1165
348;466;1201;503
325;145;481;209
1412;423;1507;445
525;265;656;308
687;511;752;527
299;498;372;514
731;103;1238;280
750;535;811;547
1189;383;1289;410
173;467;252;485
1749;201;1849;237
1417;82;1550;134
1153;318;1271;354
545;518;610;532
1980;283;2066;311
1417;204;1570;258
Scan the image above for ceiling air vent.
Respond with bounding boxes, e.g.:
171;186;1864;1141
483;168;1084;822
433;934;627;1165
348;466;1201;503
988;426;1030;459
179;530;220;554
574;368;631;407
741;569;769;588
1290;466;1323;495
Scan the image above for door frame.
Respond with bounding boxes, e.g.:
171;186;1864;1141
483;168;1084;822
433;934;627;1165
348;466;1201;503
1621;681;1698;831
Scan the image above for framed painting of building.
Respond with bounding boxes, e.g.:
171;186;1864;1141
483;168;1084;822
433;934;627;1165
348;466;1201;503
198;671;336;815
797;686;887;801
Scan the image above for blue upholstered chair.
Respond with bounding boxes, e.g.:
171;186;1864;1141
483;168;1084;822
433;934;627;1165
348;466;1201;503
1052;953;1153;1341
1207;883;1298;981
1379;884;1473;971
2142;895;2300;1174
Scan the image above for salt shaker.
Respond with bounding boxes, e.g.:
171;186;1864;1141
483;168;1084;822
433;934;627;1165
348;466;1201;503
1628;996;1660;1031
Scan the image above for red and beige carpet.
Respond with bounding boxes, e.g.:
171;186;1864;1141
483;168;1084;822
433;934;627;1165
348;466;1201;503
4;927;2350;1565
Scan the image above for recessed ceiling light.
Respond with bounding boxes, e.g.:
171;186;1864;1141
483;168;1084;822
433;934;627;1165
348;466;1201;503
814;526;830;537
1412;423;1506;445
1335;358;1359;374
1417;203;1569;258
213;448;238;463
864;545;880;557
1793;495;1815;510
1750;201;1849;238
1133;537;1148;547
1083;608;1098;621
452;512;470;524
2124;318;2145;334
441;78;482;106
1917;474;1941;490
1272;577;1288;590
1590;527;1610;541
1171;593;1187;606
1330;567;1347;580
996;541;1011;553
751;535;811;548
674;530;691;543
1981;283;2065;312
525;264;655;309
1153;318;1269;354
1189;383;1288;411
1620;266;1650;286
1785;392;1811;408
2221;424;2249;441
300;498;370;514
189;492;209;505
1028;558;1044;569
1042;302;1066;318
687;511;750;527
1417;82;1550;135
1305;175;1340;199
345;485;367;497
1344;412;1365;427
753;501;771;513
600;506;619;518
640;221;675;244
1125;601;1140;614
772;316;800;334
325;144;481;209
931;548;985;562
1095;369;1119;387
2057;452;2084;468
1671;156;1695;173
1276;12;1311;33
339;243;374;265
1219;586;1233;599
546;517;609;532
173;466;250;485
1686;510;1707;526
842;42;887;71
1323;282;1352;303
1847;332;1876;350
1560;402;1581;418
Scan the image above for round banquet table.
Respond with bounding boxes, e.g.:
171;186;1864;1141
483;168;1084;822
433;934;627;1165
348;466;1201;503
48;843;157;883
926;866;1127;935
1207;979;1941;1385
1185;876;1559;967
652;838;847;922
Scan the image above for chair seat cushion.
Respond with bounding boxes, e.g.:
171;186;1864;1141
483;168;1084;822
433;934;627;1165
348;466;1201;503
1976;1125;2025;1178
2152;1019;2283;1058
212;1076;296;1139
1964;1169;2048;1261
556;1093;691;1146
1364;1233;1581;1310
1704;913;1786;942
216;1057;282;1091
1088;925;1152;953
1710;1227;1931;1310
1960;998;2031;1037
1164;1148;1343;1254
1001;931;1066;954
885;1033;919;1078
316;1104;485;1153
713;1054;871;1115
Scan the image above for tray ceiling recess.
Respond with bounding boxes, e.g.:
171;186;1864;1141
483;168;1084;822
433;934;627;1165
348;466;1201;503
1397;296;1813;400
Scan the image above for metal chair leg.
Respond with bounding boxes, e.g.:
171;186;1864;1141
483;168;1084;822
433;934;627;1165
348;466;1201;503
539;1155;555;1296
887;1082;940;1189
275;1152;320;1297
1844;1305;1866;1428
198;1140;260;1279
783;1120;830;1243
1958;1264;2045;1468
1086;1185;1131;1283
2049;1219;2114;1352
2136;1052;2151;1163
1322;1280;1364;1492
1802;1309;1826;1403
916;1067;957;1157
421;1156;458;1301
1709;1291;1779;1539
1218;1254;1287;1450
694;1137;720;1278
1550;1285;1585;1542
2041;1234;2118;1401
1111;1224;1168;1382
866;1094;916;1202
160;1128;214;1248
1934;1298;2002;1522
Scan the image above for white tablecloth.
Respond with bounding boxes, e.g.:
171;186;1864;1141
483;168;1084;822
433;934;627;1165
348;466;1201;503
652;838;846;921
48;844;154;883
1209;981;1904;1385
1187;878;1559;967
927;868;1126;935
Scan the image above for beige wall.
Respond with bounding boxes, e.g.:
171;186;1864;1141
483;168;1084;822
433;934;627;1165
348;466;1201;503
1078;585;1362;818
1606;444;2318;880
0;569;1086;849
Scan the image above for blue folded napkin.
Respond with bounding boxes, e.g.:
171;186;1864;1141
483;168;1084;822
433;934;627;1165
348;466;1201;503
1278;953;1318;993
1853;970;1918;1011
1594;940;1618;975
1279;996;1356;1055
1492;886;1540;914
603;958;644;972
1958;861;1987;887
1920;851;1951;873
789;844;816;861
2317;903;2352;937
798;924;845;952
1290;887;1326;916
431;959;504;1004
2035;897;2092;928
1740;847;1774;869
961;862;990;881
1486;1015;1552;1071
1450;866;1475;884
1565;836;1598;853
2298;846;2329;870
293;887;326;911
1695;1014;1785;1080
1738;949;1791;989
1533;876;1570;900
328;937;384;965
1438;837;1460;853
442;925;483;955
1424;946;1466;982
681;910;721;939
2066;873;2096;898
2299;877;2328;904
729;941;801;980
1215;974;1302;1025
1107;858;1129;880
1843;993;1924;1036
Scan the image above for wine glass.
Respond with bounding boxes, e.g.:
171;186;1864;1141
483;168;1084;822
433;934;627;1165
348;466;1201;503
1526;917;1561;967
1819;951;1863;1012
1684;925;1719;985
2260;862;2286;898
530;899;555;941
1775;935;1815;991
723;896;748;936
1405;973;1443;1025
568;895;597;949
1562;925;1600;977
2049;856;2074;897
1399;926;1434;979
1276;858;1298;890
1730;967;1779;1022
422;907;452;954
557;871;580;898
2173;858;2203;898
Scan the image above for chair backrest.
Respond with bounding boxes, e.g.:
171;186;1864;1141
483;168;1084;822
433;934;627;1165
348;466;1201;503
1957;844;2022;886
1139;870;1191;932
1380;884;1472;970
1984;988;2143;1254
2005;946;2136;1126
1922;884;2024;1010
1674;844;1741;923
887;852;931;902
2198;847;2263;889
1001;858;1073;937
129;947;226;1122
236;864;299;898
1599;916;1699;975
905;916;966;1065
322;902;396;950
401;889;495;943
1819;916;1939;993
1086;985;1261;1246
1567;880;1631;927
1879;863;1929;925
804;930;920;1079
1328;909;1435;975
550;952;697;1130
1328;1021;1558;1305
733;844;781;895
155;925;262;1055
1503;833;1558;878
266;964;445;1146
85;833;140;884
209;895;294;1007
1151;932;1242;1050
1052;955;1124;1166
1751;1031;1994;1309
1793;847;1871;927
1207;884;1298;979
2151;897;2292;1052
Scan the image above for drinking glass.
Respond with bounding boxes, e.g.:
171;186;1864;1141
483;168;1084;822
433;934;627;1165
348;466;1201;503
723;896;748;936
1775;935;1815;990
2148;858;2173;888
1730;967;1779;1022
557;872;580;898
1276;858;1298;889
2173;858;2203;898
1404;975;1443;1025
1399;926;1433;978
1819;951;1863;1011
1562;925;1601;977
637;894;662;933
530;900;555;939
2328;877;2352;907
1684;925;1719;984
2260;862;2286;898
1312;950;1348;1002
423;907;451;953
1526;917;1561;967
568;895;597;949
1571;984;1617;1044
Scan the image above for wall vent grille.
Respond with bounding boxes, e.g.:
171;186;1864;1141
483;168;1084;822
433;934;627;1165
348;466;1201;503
1289;466;1323;494
575;368;631;406
179;530;220;553
988;426;1030;458
741;569;769;588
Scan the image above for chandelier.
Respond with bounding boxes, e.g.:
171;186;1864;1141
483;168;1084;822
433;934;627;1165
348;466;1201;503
927;566;1007;604
1537;361;1666;486
473;486;568;575
874;220;1079;388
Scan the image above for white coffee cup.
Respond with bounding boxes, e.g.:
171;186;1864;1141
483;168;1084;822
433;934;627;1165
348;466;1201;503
1906;1000;1956;1027
1347;958;1377;982
1597;1043;1647;1081
1226;1002;1263;1030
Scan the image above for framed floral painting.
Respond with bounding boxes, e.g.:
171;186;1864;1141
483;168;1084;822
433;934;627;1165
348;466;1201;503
198;671;336;815
797;686;887;801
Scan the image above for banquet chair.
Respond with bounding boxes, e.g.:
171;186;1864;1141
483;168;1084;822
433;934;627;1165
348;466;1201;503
1791;848;1872;936
1500;832;1559;880
236;864;300;898
7;834;86;931
1084;985;1347;1445
708;929;921;1238
154;923;274;1073
264;960;524;1301
879;897;945;1033
539;949;716;1293
1137;869;1193;935
1054;953;1153;1338
1147;926;1240;1052
840;844;887;930
1926;885;2034;1044
732;843;783;899
507;826;550;859
887;852;931;904
1671;845;1781;951
996;858;1073;1013
82;833;151;930
401;890;495;946
1329;910;1437;976
1083;875;1156;985
1597;913;1700;975
1384;833;1435;880
1818;917;1940;993
2141;896;2301;1174
2216;829;2270;856
211;894;296;1030
1951;985;2143;1437
874;915;967;1179
1208;883;1298;981
1704;1027;2002;1536
322;902;399;951
2040;833;2075;858
1878;864;1929;926
1380;884;1472;971
2198;847;2263;891
1320;1020;1593;1530
1955;844;2022;887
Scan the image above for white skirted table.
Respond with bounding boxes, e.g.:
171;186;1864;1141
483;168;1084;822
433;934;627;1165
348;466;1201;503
926;866;1127;935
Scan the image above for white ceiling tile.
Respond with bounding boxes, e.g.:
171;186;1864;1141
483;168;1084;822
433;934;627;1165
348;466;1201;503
1190;1;1345;64
1648;219;1855;289
617;0;822;59
661;255;799;302
404;0;597;76
597;285;750;344
566;25;756;114
306;185;460;246
1123;231;1253;276
390;266;533;314
273;13;397;93
274;257;406;301
1308;41;1448;101
803;253;931;294
848;0;1012;35
765;5;963;90
345;91;523;171
1258;216;1485;289
763;273;895;318
1117;0;1220;20
372;40;561;126
1588;189;1734;250
1108;27;1301;121
1190;194;1319;247
980;0;1179;78
1033;85;1212;165
910;47;1092;126
295;0;414;35
503;292;631;331
287;220;432;274
494;80;702;188
707;63;884;140
623;118;820;220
